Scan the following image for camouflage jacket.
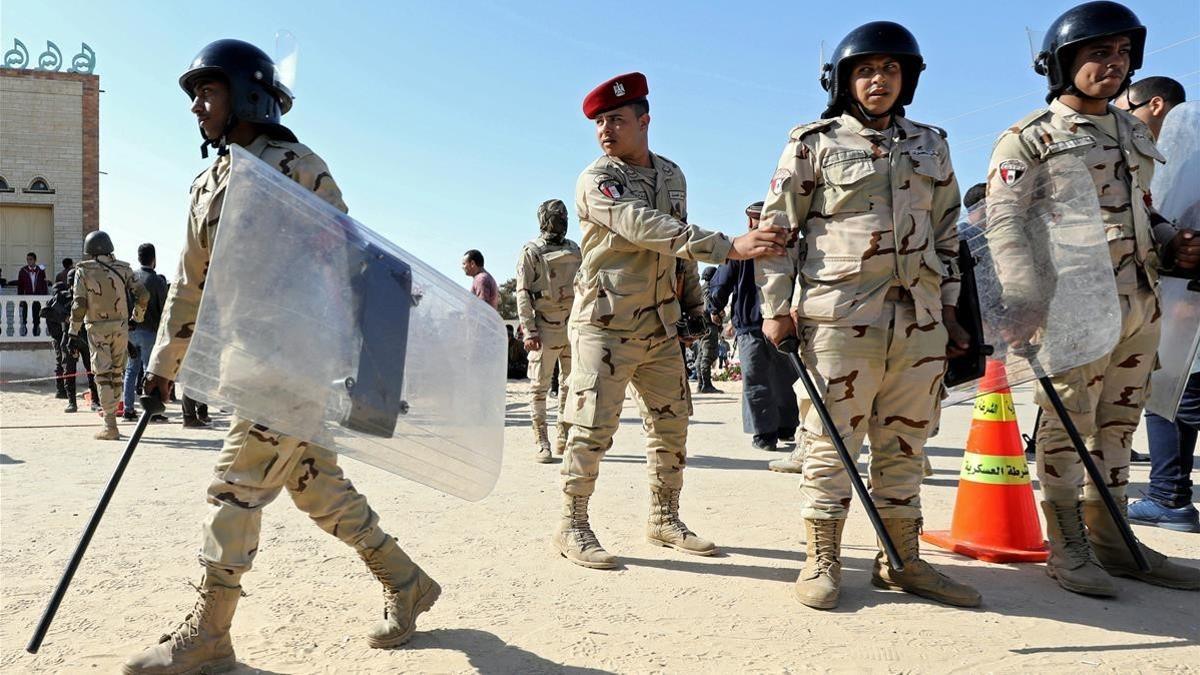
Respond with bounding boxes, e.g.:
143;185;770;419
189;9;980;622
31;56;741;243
987;99;1174;296
572;152;733;339
756;113;961;328
515;235;581;339
148;134;347;380
68;255;148;334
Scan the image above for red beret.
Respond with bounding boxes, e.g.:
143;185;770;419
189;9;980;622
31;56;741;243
582;72;649;119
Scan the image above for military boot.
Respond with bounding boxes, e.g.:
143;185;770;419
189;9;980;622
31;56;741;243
554;422;570;456
795;518;845;610
871;518;982;607
769;445;804;473
1040;500;1116;596
55;374;68;399
358;536;441;648
533;423;553;464
64;377;78;413
554;494;617;569
95;416;120;441
122;575;241;674
1083;500;1200;591
646;487;717;556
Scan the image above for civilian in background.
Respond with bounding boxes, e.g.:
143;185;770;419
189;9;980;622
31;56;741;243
463;249;500;310
124;244;169;421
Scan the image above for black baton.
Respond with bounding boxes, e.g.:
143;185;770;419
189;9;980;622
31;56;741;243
776;335;904;572
26;394;168;654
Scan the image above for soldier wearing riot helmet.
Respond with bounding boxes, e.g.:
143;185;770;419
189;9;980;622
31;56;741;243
758;21;980;610
987;1;1200;598
124;39;440;674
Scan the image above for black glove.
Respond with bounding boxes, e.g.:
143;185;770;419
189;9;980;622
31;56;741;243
62;333;86;354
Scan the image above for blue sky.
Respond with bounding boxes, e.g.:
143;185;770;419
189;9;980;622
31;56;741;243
3;1;1197;288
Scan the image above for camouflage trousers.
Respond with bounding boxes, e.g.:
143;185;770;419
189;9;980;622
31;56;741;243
1035;287;1160;502
201;418;397;587
85;321;128;421
527;328;572;443
796;299;946;520
561;325;692;497
696;321;720;374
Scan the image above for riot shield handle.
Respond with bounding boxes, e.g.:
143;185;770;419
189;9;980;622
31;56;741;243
1015;345;1151;572
776;336;905;572
26;395;167;653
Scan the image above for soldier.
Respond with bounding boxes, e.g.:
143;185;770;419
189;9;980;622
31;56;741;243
59;269;101;414
988;1;1200;596
124;40;440;674
516;199;582;463
64;230;149;440
695;266;723;393
554;72;786;569
758;22;980;610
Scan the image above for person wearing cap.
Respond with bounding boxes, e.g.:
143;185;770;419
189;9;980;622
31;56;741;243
125;40;441;674
555;72;786;569
987;1;1200;598
65;231;149;441
707;202;800;454
516;199;583;463
757;22;980;610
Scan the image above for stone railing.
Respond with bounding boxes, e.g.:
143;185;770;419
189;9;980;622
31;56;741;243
1;294;54;344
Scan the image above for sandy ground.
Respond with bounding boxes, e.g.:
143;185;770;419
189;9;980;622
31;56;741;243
1;376;1198;674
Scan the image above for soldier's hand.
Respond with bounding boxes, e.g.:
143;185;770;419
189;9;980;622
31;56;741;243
1169;229;1200;269
728;226;787;260
143;373;173;405
763;314;796;347
710;313;723;325
942;306;971;359
523;337;542;352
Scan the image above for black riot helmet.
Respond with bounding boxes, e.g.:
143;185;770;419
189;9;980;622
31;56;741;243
820;21;925;119
1034;1;1146;102
180;39;296;156
83;230;114;257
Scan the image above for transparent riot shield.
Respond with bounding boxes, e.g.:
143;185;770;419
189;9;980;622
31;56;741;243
177;146;507;501
945;151;1120;404
1145;101;1200;420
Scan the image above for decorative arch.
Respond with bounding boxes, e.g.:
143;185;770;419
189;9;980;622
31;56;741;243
0;175;12;192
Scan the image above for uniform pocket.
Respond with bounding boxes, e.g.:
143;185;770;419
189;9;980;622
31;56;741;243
820;150;876;215
590;270;648;331
564;370;600;427
798;255;864;321
908;158;947;212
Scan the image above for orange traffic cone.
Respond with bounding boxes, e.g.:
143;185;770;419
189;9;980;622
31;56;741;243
922;360;1049;563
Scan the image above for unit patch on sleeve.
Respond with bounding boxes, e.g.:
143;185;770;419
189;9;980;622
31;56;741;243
998;159;1027;187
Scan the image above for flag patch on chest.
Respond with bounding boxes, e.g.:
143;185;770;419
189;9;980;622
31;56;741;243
998;159;1027;186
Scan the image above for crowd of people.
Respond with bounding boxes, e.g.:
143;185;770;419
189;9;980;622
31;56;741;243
29;238;216;437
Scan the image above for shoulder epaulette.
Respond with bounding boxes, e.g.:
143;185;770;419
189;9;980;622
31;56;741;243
1009;108;1052;134
789;118;837;141
910;120;948;138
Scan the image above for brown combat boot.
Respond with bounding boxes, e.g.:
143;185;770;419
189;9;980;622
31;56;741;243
871;518;982;607
122;575;240;674
1083;500;1200;591
1040;500;1117;596
768;446;804;473
95;417;120;441
554;422;570;456
359;536;441;648
533;424;553;464
795;518;844;610
646;487;716;556
554;494;617;569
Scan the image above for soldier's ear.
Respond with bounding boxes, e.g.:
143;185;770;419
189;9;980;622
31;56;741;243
639;113;651;131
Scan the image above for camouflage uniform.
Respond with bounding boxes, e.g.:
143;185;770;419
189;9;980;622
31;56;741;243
147;134;429;594
516;233;581;458
695;270;721;392
989;100;1199;593
69;255;148;436
555;152;732;567
757;113;962;521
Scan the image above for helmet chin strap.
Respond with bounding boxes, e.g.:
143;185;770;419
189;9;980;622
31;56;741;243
199;113;238;159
